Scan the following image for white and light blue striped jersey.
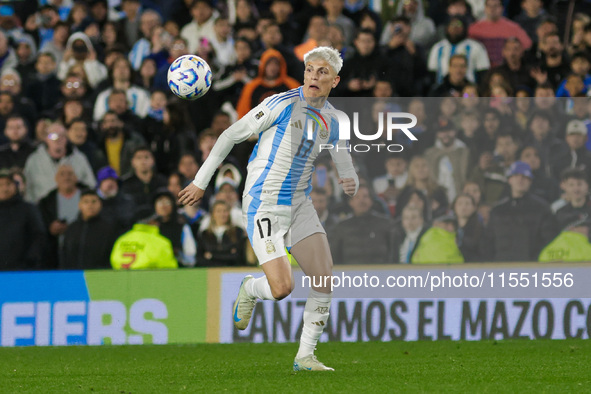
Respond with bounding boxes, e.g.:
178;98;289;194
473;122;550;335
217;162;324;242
193;87;357;206
427;38;490;84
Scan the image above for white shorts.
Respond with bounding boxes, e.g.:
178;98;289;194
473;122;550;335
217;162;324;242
242;194;325;265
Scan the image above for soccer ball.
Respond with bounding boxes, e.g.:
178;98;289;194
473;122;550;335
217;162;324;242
167;55;212;100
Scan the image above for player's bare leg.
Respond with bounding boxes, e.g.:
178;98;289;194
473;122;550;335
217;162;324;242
233;257;293;330
290;233;334;371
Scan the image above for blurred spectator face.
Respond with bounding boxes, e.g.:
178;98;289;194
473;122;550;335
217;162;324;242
102;22;118;46
214;18;231;40
496;135;518;162
211;202;230;226
502;39;523;63
349;186;372;216
235;40;251;62
515;90;531;112
132;150;154;173
71;4;88;26
462;182;481;205
101;112;124;137
401;207;423;233
437;127;457;147
178;154;199;179
150;91;167;110
328;25;345;46
164;20;179;38
61;76;86;98
236;0;252;21
565;74;584;96
191;1;213;24
140;58;157;80
461;85;479;107
0;73;21;95
483;112;500;135
170;39;188;59
530;115;550;140
309;16;328;41
508;174;532;196
16;42;32;64
262;25;282;47
478;204;491;226
104;51;124;68
542;34;563;56
0;176;16;201
84;22;100;40
36;54;56;76
373;80;393;97
211;113;231;134
407;99;426;123
54;24;70;45
360;14;377;32
563;177;589;201
79;194;102;221
386;157;406;177
449;56;467;83
521;0;542;15
460;113;479;137
572;97;587;118
67;120;87;145
324;0;345;15
520;146;541;170
264;57;281;80
311;190;328;215
71;39;89;61
270;1;292;23
155;195;174;218
4;117;27;143
439;97;457;118
0;92;13;116
571;57;591;76
354;31;375;56
407;191;425;211
454;195;476;219
55;165;77;192
216;183;238;206
46;124;67;159
536;21;557;43
485;0;503;21
91;1;107;21
167;173;182;200
64;100;83;122
112;58;131;82
108;92;128;114
140;11;161;38
122;0;141;16
99;178;119;198
446;18;465;43
402;0;419;17
410;157;429;181
447;0;467;16
566;130;587;150
533;86;555;109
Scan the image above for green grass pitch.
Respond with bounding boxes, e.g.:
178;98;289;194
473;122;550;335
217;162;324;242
1;340;590;393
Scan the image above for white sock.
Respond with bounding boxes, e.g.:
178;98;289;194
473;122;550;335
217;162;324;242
296;289;332;359
244;275;277;300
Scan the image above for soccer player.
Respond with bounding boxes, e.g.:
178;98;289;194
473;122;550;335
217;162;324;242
178;47;358;371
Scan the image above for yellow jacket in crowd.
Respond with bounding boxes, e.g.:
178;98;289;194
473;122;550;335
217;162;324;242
111;224;178;269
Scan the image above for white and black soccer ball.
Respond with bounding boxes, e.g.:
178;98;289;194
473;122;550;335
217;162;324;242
167;55;212;100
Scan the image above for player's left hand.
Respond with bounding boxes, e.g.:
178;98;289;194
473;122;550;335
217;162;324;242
178;182;205;206
338;178;356;196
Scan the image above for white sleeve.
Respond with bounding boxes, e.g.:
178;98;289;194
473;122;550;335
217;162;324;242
473;41;490;71
328;138;359;196
192;98;278;189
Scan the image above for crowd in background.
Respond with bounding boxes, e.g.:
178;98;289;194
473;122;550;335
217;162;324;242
1;0;591;270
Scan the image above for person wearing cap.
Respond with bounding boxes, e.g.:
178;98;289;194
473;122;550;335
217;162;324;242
57;32;107;89
411;212;464;264
96;165;136;231
538;218;591;262
61;189;119;269
482;160;558;262
551;119;591;183
0;168;45;271
554;168;591;230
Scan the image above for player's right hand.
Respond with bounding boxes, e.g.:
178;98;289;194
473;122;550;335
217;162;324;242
178;182;205;206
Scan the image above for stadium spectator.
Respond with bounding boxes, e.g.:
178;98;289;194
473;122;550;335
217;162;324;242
120;146;167;219
128;9;162;71
14;35;37;83
294;16;328;62
514;0;548;42
323;0;356;45
38;164;82;269
199;177;244;231
554;168;591;230
0;68;37;126
394;205;427;263
380;16;427;97
338;29;382;97
57;32;108;89
210;17;236;68
25;53;61;114
254;21;302;81
24;122;95;203
482;161;558;262
556;52;591;97
552;120;591;183
40;21;69;65
519;144;560;203
180;0;218;54
236;49;299;118
429;54;471;97
57;74;92;113
399;156;448;219
453;193;484;262
567;13;591;56
118;0;142;49
0;168;45;271
61;189;119;270
65;118;100;171
486;38;535;91
111;221;178;270
270;0;298;47
428;16;490;85
0;115;35;169
95;110;145;177
539;218;591;262
530;32;570;90
424;120;470;202
468;0;532;67
150;189;197;267
373;155;409;216
177;152;200;185
311;187;338;229
523;110;568;178
383;0;435;48
328;185;395;265
96;166;136;231
411;213;464;264
0;31;17;73
197;200;248;266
